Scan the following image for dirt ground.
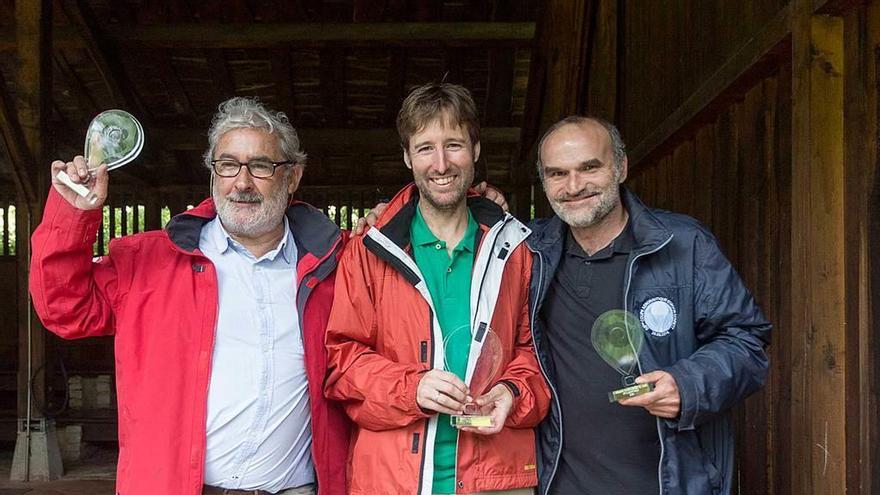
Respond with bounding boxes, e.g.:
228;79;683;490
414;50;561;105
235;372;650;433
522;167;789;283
0;444;116;495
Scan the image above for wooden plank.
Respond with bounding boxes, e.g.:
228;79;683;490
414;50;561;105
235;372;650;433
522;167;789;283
206;49;236;99
0;22;536;50
842;6;877;494
14;0;50;425
484;48;516;126
152;127;522;151
320;48;346;127
519;0;591;218
629;3;792;165
584;0;618;121
270;47;296;120
147;49;196;125
737;81;769;494
692;125;713;226
0;70;38;206
790;4;847;492
383;49;407;127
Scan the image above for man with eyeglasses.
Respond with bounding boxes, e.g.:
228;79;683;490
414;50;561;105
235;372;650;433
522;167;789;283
29;97;349;495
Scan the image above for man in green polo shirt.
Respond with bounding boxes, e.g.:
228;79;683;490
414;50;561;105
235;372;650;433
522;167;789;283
325;83;549;495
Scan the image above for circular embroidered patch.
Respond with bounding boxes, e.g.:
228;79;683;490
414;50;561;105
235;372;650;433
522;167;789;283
639;297;677;337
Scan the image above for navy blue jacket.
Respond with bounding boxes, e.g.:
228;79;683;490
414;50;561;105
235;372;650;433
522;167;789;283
527;187;771;495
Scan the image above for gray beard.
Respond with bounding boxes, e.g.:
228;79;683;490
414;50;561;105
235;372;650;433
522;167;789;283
549;185;620;229
213;180;289;238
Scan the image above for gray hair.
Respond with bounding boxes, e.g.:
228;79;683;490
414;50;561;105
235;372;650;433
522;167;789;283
535;116;626;180
203;97;307;171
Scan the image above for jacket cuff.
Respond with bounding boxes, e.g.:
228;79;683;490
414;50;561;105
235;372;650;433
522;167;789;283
45;187;103;247
663;363;697;431
408;369;433;418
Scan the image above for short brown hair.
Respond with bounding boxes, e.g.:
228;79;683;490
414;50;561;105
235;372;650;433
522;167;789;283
396;82;480;151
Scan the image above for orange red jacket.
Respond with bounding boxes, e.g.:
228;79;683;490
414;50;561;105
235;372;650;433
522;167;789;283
324;184;551;495
29;189;350;495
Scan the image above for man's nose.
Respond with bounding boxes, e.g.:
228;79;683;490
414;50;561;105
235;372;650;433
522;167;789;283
434;150;450;174
233;166;256;189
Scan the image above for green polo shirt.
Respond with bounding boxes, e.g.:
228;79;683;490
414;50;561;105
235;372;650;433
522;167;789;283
410;204;479;494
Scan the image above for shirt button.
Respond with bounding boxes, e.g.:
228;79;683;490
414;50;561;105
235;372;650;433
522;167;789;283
447;267;452;273
435;243;443;250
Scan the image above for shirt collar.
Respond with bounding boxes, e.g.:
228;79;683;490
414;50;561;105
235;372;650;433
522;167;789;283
410;202;478;253
565;217;634;260
207;215;295;263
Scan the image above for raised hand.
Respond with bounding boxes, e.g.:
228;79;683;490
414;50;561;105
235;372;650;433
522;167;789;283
51;157;108;210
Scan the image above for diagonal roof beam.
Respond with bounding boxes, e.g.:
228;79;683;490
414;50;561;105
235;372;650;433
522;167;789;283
58;0;149;118
0;70;37;206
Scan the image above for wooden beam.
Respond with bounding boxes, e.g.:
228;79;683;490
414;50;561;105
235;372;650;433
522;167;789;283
518;0;592;217
0;22;536;50
813;0;862;16
152;127;521;151
484;48;515;126
14;0;50;434
790;5;847;493
842;5;878;494
0;71;38;206
583;0;619;122
629;3;792;165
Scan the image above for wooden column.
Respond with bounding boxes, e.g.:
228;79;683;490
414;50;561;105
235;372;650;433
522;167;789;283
518;0;592;217
842;4;880;494
14;0;51;421
790;4;846;493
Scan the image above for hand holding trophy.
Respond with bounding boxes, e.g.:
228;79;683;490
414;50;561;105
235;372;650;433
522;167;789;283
591;310;654;403
54;110;144;205
445;323;503;428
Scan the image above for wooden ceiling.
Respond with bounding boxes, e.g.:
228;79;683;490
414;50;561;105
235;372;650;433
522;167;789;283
0;0;538;198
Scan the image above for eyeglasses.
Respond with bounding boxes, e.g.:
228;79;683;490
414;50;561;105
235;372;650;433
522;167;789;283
211;159;293;178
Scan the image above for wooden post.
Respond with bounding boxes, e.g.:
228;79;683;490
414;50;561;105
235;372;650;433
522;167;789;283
9;0;62;481
790;4;846;493
518;0;592;218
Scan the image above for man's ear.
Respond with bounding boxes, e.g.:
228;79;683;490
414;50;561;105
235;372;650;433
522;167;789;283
473;141;481;163
403;150;412;169
287;164;305;195
618;156;628;183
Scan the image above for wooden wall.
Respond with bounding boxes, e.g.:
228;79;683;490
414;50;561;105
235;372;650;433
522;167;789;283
627;64;792;495
618;2;880;493
620;0;790;145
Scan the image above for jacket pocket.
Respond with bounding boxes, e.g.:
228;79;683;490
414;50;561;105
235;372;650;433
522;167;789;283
695;429;723;492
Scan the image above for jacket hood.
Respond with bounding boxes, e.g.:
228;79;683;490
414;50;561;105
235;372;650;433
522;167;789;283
165;197;342;260
528;186;673;254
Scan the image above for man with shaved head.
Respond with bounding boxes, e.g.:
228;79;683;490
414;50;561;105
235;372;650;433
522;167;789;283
527;116;771;495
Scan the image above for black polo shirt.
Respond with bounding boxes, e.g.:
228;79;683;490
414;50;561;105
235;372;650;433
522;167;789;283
540;221;660;495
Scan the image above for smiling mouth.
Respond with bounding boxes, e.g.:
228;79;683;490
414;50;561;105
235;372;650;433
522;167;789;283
563;192;599;203
430;176;456;186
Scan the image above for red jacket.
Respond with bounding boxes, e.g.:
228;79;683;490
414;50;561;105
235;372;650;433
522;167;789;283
29;189;350;495
324;185;551;495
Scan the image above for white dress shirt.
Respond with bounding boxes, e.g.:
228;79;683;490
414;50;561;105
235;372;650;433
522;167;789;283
199;217;315;491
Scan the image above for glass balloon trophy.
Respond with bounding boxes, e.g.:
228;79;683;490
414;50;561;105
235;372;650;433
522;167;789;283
591;310;654;402
55;110;144;205
445;323;504;428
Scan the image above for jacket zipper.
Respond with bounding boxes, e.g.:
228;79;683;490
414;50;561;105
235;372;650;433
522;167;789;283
622;234;673;495
528;249;564;495
454;214;516;494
